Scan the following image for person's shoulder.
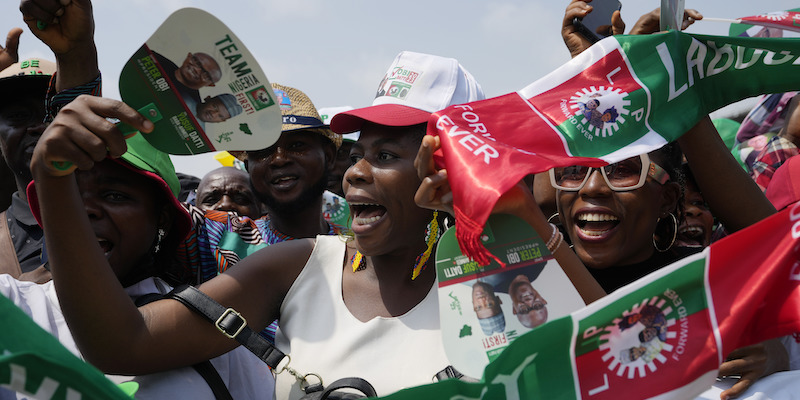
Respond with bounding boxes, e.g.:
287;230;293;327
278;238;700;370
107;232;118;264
150;50;170;64
0;274;54;304
242;237;317;270
230;238;317;294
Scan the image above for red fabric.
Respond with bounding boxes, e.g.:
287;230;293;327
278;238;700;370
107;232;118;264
707;204;800;357
575;311;718;399
430;93;603;265
740;12;800;32
766;155;800;210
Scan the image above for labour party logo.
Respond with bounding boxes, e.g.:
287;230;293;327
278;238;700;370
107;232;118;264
597;296;677;378
568;86;631;138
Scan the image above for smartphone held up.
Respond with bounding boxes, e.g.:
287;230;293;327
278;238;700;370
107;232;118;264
573;0;622;43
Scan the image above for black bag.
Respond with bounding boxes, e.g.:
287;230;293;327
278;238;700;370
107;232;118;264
165;285;378;398
298;377;377;400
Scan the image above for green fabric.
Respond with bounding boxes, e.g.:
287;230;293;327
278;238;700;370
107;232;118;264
121;133;181;198
0;293;133;399
219;231;268;259
712;118;740;151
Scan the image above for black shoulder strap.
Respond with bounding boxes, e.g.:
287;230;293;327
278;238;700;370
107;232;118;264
192;361;234;400
434;365;480;383
318;377;377;399
166;284;286;369
135;291;234;400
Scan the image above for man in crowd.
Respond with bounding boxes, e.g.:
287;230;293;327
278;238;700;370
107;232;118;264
195;166;262;218
0;3;100;282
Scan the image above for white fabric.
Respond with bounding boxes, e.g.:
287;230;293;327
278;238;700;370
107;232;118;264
318;107;360;142
275;235;451;400
0;275;274;400
781;334;800;371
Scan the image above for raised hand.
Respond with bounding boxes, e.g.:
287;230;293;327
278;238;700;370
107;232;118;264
562;0;624;58
0;28;23;72
19;0;94;56
31;95;153;177
414;135;455;215
629;8;703;35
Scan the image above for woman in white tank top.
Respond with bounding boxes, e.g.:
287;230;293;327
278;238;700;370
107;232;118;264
33;53;604;399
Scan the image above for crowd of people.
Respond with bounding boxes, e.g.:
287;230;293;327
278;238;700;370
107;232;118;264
1;0;800;399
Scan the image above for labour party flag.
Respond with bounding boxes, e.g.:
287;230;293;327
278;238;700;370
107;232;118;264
0;293;132;399
703;8;800;37
430;30;800;265
736;10;800;33
373;202;800;400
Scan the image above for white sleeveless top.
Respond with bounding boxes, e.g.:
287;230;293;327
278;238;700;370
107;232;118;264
274;236;451;399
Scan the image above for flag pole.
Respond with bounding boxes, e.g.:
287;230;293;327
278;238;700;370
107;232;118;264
701;17;743;24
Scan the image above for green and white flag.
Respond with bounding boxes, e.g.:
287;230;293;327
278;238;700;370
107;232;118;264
0;293;131;399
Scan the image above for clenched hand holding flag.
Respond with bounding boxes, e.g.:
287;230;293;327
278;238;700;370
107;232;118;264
429;30;800;265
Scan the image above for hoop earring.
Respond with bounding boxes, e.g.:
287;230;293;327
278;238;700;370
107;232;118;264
154;228;166;254
653;213;677;253
547;212;560;224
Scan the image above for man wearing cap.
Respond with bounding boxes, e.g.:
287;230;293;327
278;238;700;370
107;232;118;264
0;0;102;282
0;27;23;211
177;83;346;343
193;93;243;127
472;281;506;335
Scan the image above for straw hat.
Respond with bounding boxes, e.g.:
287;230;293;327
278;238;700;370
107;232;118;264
230;83;342;161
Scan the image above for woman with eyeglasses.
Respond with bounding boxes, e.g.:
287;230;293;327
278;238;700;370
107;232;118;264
415;116;787;399
548;144;685;292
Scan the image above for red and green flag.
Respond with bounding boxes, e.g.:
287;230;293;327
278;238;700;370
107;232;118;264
375;203;800;400
429;30;800;265
0;293;133;399
733;10;800;34
703;8;800;37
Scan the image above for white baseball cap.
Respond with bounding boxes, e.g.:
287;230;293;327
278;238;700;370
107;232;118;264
330;51;484;133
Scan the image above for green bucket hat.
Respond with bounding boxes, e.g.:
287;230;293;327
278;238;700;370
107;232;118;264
28;134;192;242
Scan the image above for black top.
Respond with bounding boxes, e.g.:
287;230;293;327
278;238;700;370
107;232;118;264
589;246;703;293
6;192;45;273
150;51;202;108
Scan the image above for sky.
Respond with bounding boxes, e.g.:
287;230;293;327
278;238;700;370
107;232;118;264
3;0;799;177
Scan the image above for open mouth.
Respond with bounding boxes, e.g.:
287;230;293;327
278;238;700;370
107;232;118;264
270;175;297;189
676;225;706;247
97;239;114;257
575;212;619;237
350;202;387;225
